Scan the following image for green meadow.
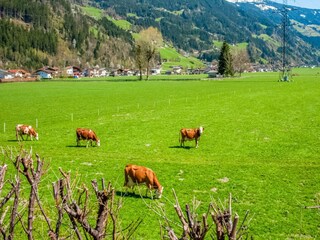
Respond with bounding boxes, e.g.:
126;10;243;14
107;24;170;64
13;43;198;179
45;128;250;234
0;69;320;239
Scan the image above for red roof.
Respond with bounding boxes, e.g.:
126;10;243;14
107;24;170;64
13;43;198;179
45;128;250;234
8;69;28;74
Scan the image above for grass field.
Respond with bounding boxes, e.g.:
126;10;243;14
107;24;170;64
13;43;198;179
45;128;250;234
0;69;320;239
81;6;104;20
160;46;205;71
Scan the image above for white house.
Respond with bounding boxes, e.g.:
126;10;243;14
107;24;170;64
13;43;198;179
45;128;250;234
207;70;218;78
151;68;161;75
65;66;74;76
172;66;182;74
98;68;109;77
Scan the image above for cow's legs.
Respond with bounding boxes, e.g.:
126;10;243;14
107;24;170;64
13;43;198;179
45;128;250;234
145;188;153;199
180;137;185;147
124;186;136;196
195;139;199;148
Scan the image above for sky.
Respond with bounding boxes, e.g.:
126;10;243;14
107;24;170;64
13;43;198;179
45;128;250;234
271;0;320;9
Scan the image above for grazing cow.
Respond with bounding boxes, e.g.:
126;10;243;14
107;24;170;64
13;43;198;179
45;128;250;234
76;128;100;147
180;126;204;148
124;164;163;199
15;124;39;141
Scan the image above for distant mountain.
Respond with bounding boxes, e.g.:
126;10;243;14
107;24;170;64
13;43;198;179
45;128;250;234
87;0;320;66
0;0;319;70
230;0;320;62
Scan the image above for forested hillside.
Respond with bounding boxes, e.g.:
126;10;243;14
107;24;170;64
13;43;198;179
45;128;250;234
0;0;135;70
87;0;320;65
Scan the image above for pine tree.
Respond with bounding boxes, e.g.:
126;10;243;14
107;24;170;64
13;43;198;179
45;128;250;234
218;41;234;77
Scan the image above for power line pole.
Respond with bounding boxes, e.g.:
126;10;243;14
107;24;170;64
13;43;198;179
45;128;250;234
279;0;295;82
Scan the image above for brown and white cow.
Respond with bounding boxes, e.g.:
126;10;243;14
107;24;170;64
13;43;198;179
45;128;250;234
76;128;100;147
15;124;39;141
124;164;163;199
180;126;204;148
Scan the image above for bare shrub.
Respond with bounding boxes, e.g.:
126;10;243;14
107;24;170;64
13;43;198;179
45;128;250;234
0;147;141;239
155;189;251;240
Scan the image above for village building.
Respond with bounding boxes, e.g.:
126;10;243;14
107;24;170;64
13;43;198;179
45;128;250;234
0;69;14;80
35;69;53;79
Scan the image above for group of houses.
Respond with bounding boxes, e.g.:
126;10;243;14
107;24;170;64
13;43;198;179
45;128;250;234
0;65;206;82
0;66;153;82
0;66;87;82
0;62;279;83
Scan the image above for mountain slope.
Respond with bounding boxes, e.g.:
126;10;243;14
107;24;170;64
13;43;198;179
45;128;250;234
0;0;319;70
0;0;136;70
89;0;320;65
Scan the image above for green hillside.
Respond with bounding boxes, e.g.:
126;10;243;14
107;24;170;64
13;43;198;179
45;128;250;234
81;6;103;19
160;46;205;71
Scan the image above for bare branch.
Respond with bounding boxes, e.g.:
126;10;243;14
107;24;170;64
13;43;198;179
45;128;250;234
8;176;21;240
305;206;320;209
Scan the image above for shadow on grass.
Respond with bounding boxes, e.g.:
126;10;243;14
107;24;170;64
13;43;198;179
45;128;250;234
7;139;36;142
169;145;193;150
66;145;88;148
116;190;153;199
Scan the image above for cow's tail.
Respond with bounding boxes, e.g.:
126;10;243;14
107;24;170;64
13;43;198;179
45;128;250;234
76;130;81;146
124;167;129;186
15;127;19;140
124;165;135;186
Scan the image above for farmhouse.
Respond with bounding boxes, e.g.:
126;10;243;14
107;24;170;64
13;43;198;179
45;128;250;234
0;69;14;80
83;68;98;77
207;70;218;78
8;69;30;78
33;66;60;79
172;66;182;74
84;67;110;77
64;66;82;77
98;68;109;77
35;69;53;79
151;68;161;75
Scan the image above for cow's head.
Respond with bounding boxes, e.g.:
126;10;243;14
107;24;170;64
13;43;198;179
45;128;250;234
199;126;204;135
155;186;164;199
96;139;101;147
30;128;39;140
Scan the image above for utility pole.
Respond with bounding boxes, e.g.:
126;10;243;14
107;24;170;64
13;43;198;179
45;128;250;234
279;0;295;82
